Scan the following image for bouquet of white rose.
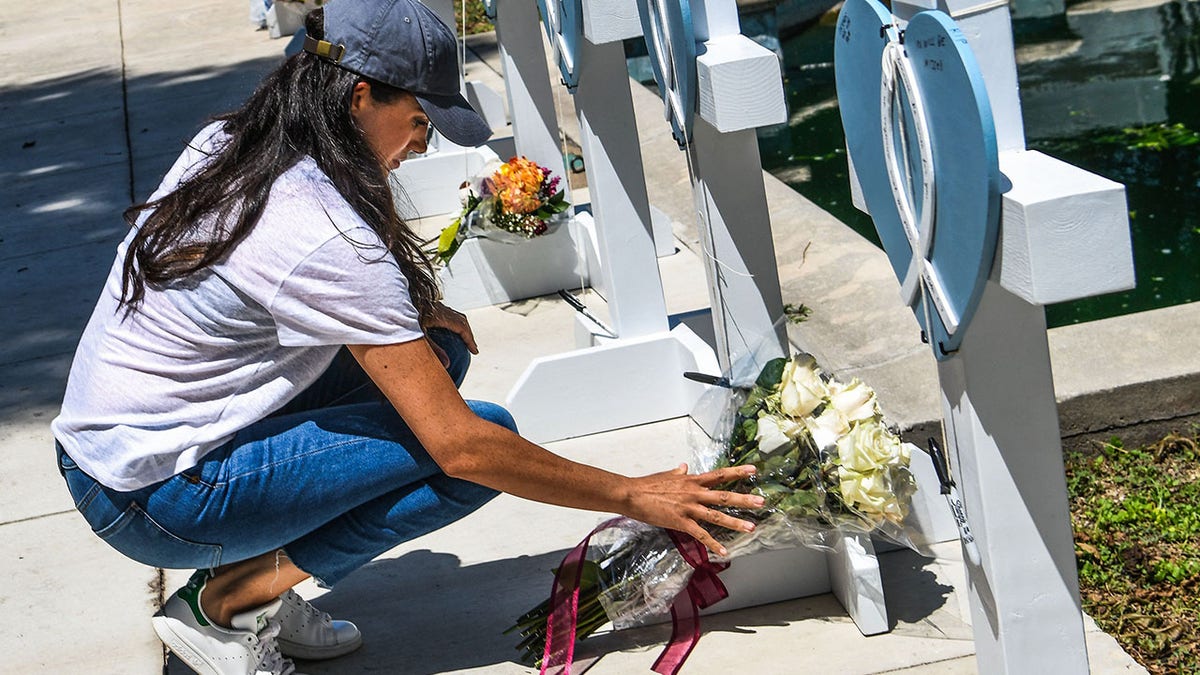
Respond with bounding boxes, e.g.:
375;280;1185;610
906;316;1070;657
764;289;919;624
510;352;927;670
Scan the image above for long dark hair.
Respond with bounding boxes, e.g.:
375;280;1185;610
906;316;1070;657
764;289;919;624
120;8;438;318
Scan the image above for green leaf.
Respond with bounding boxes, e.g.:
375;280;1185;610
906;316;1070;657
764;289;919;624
756;358;788;390
740;417;758;444
779;489;821;515
436;219;463;263
545;191;571;214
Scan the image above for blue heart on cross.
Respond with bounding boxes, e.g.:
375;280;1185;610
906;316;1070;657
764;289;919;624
834;0;1002;360
536;0;584;88
636;0;697;148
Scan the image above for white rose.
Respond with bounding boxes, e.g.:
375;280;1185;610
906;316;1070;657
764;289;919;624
837;420;907;473
459;184;475;206
838;466;901;517
804;407;846;449
779;355;827;418
754;415;795;455
826;378;878;425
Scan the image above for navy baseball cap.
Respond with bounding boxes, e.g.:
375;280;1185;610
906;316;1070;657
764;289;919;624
304;0;493;147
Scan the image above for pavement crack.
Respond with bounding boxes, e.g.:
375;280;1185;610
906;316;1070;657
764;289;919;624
0;509;75;527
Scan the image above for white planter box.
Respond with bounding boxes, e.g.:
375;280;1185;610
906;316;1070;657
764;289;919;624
439;213;595;310
391;145;501;220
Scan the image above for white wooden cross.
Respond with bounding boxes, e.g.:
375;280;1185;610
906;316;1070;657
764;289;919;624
843;0;1136;670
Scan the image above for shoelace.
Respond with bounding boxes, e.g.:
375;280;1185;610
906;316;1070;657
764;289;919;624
283;589;332;626
250;620;296;675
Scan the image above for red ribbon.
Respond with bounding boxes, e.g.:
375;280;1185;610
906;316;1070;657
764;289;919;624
540;521;729;675
540;517;623;675
651;531;730;675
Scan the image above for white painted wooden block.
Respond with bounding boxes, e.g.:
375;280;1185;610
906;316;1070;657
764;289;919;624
438;214;595;310
696;35;787;133
997;149;1135;305
390;145;500;219
704;546;831;616
826;533;889;635
465;81;509;130
581;0;643;44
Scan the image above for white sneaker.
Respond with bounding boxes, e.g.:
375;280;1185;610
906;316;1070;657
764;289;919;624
152;571;301;675
275;589;362;660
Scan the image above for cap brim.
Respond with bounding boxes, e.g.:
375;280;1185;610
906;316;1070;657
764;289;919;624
415;92;493;147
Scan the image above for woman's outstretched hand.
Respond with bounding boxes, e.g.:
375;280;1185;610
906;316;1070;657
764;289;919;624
624;463;765;557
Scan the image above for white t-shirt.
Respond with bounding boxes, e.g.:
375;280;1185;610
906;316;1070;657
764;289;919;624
51;123;425;491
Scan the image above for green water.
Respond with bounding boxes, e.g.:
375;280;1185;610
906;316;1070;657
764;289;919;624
756;2;1200;327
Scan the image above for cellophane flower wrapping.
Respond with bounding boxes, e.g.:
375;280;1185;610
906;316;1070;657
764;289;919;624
436;156;570;263
587;352;928;631
509;336;935;663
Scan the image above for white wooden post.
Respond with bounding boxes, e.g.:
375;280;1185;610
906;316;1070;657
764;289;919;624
503;0;719;442
846;0;1136;669
493;0;571;188
572;36;668;338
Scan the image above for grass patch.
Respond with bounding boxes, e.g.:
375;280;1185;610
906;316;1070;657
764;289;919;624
1065;429;1200;674
454;0;494;36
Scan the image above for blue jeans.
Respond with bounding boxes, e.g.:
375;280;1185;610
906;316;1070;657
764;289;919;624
57;329;513;586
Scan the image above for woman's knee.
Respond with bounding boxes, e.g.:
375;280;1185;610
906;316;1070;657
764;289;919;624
467;400;518;433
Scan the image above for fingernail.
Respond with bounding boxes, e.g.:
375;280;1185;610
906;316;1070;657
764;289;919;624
744;465;756;474
753;496;765;507
718;547;728;556
744;522;755;532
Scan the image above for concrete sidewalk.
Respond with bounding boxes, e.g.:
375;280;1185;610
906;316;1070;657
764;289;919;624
0;1;1145;673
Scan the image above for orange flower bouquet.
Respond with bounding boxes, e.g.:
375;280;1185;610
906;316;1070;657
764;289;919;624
435;156;570;264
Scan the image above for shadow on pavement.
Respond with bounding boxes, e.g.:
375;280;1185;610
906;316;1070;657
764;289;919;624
1;57;280;424
880;548;956;632
168;545;956;674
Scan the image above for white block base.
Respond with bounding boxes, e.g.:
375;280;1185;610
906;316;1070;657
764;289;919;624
632;538;888;638
390;145;500;219
506;325;719;443
439;214;595;310
703;546;831;616
827;533;889;635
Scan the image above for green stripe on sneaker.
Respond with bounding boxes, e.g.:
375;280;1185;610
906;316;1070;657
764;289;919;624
178;570;211;627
